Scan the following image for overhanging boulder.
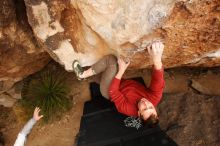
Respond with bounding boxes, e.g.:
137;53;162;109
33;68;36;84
24;0;220;70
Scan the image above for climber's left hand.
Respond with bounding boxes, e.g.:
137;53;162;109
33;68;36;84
148;41;164;69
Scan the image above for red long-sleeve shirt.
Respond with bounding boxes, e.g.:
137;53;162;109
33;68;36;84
109;67;165;117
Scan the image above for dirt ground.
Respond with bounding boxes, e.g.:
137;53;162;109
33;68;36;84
0;64;220;146
1;71;91;146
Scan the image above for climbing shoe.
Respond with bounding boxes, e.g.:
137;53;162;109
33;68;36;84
72;60;84;80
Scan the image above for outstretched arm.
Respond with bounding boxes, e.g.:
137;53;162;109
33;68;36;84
147;41;165;105
14;107;43;146
21;107;43;135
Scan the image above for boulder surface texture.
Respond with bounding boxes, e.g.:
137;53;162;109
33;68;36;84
0;0;220;107
0;0;50;107
24;0;220;70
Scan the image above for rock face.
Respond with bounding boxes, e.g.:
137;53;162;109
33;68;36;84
0;0;220;106
191;71;220;96
158;91;220;146
0;0;51;107
24;0;220;70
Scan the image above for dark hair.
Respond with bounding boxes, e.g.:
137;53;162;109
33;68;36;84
142;114;159;128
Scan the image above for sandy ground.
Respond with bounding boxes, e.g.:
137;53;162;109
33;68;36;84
1;65;220;146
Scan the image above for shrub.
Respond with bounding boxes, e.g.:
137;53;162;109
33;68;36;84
21;70;71;122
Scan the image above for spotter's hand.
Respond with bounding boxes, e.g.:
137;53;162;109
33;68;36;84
33;107;44;121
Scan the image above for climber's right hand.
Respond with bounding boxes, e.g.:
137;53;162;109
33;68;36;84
115;57;130;79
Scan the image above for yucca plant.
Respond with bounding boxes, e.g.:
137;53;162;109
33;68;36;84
21;70;71;122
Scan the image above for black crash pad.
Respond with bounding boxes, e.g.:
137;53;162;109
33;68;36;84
76;77;178;146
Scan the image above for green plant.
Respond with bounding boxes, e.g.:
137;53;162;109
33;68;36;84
21;71;71;122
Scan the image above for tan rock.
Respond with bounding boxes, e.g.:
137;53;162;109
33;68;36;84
24;0;220;70
164;71;190;93
0;0;219;110
191;72;220;96
7;81;23;99
0;79;16;94
0;0;51;92
0;93;17;107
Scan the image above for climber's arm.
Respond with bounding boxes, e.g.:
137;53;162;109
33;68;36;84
146;41;165;105
147;41;164;70
115;57;130;80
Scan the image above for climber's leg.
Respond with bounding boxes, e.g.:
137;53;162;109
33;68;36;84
73;55;118;99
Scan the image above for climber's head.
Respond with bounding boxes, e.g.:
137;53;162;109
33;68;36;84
138;98;159;127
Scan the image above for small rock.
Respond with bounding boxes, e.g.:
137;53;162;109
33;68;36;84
191;73;220;96
0;93;17;107
0;80;16;94
196;139;204;145
6;81;23;99
1;128;6;133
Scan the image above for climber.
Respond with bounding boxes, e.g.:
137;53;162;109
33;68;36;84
73;41;165;126
14;107;43;146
